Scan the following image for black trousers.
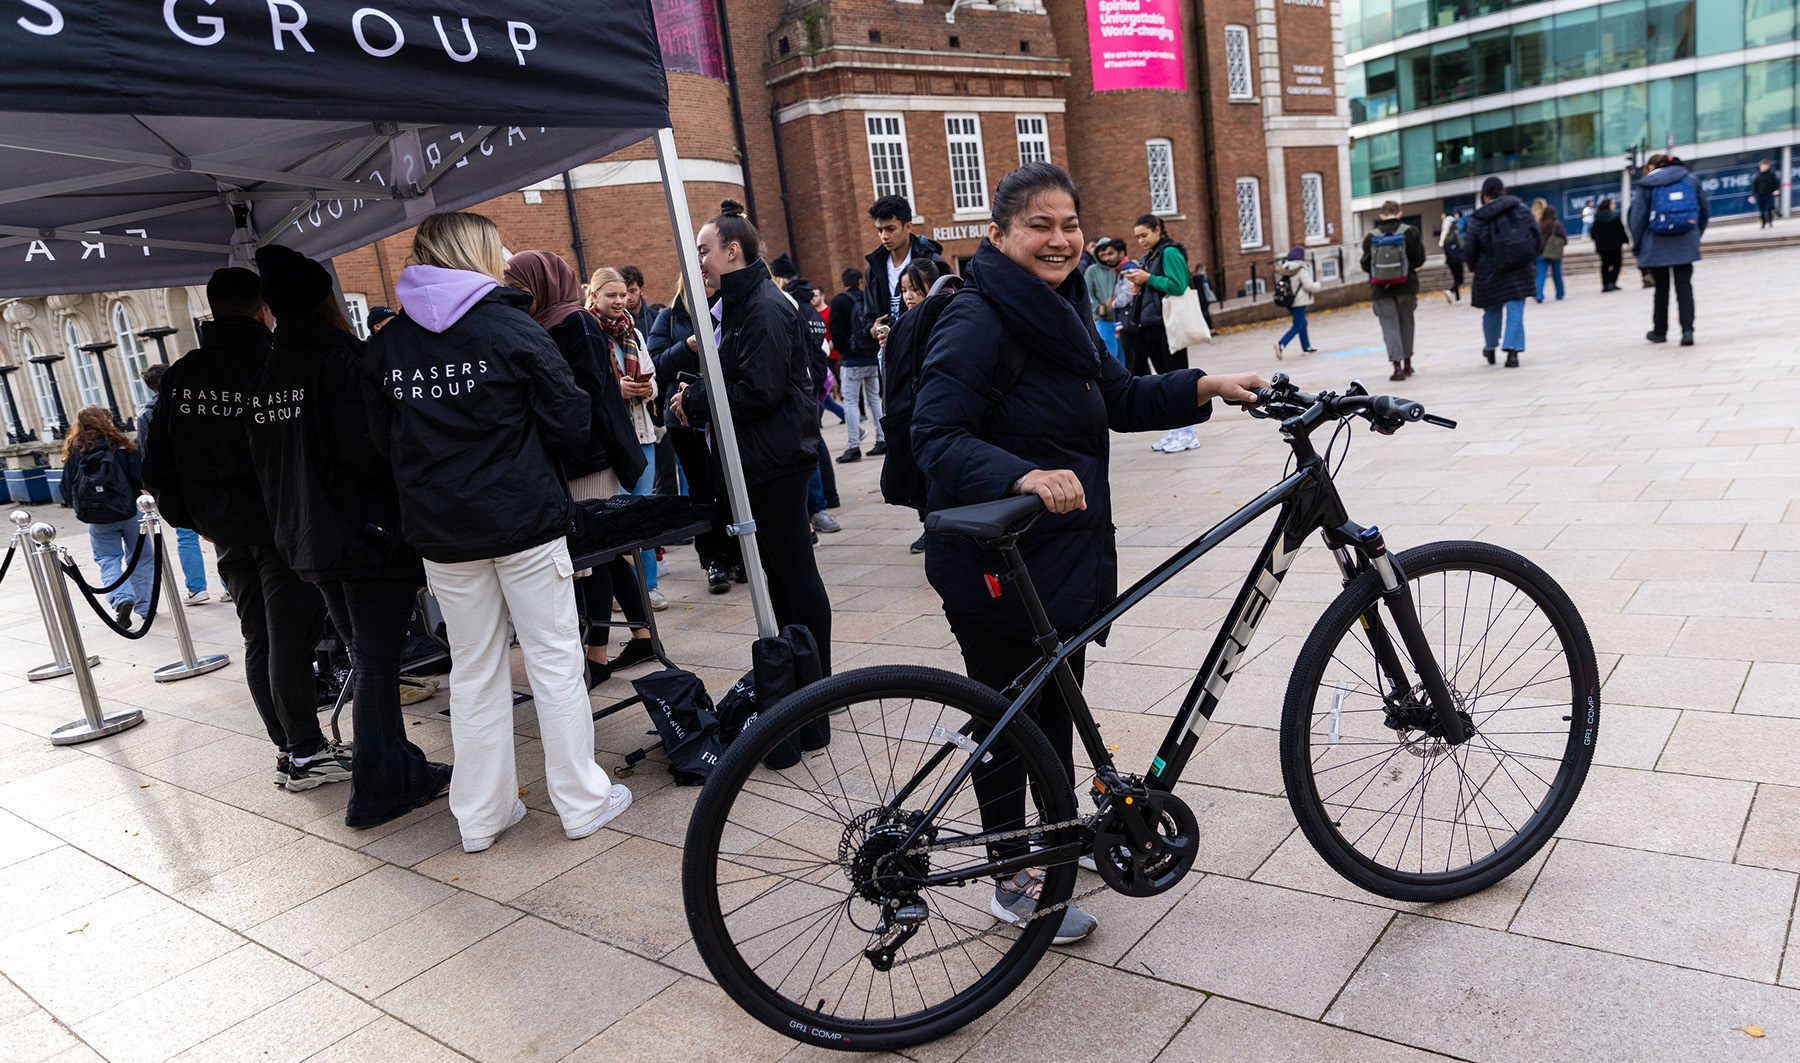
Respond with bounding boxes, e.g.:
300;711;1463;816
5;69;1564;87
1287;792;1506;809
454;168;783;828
747;467;832;674
1599;249;1623;289
813;407;838;507
668;423;739;572
1758;194;1777;227
578;557;648;646
317;579;451;828
652;435;679;495
1650;264;1695;335
217;544;328;760
950;617;1085;865
1131;324;1189;377
1447;258;1465;295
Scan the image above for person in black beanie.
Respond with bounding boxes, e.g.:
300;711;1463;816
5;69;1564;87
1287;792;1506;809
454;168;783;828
247;244;452;827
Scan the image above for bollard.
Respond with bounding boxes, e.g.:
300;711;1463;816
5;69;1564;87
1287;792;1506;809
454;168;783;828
139;495;229;682
14;510;99;682
30;522;143;745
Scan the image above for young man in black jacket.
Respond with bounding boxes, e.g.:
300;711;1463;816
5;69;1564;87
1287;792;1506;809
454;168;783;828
841;196;949;463
141;268;342;791
1751;160;1780;229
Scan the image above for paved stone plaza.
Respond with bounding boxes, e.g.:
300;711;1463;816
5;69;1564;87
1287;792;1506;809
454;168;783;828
4;244;1800;1063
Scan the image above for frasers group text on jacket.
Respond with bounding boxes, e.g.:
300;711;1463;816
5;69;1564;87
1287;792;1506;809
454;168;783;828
389;361;489;401
173;388;245;418
249;389;305;424
14;1;545;67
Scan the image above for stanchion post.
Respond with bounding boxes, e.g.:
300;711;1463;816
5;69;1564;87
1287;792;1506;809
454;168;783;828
14;510;99;681
29;522;143;745
139;495;229;683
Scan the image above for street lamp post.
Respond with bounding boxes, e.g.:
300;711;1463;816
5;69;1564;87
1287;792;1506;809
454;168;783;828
137;326;178;366
0;365;33;444
25;353;68;439
76;341;124;428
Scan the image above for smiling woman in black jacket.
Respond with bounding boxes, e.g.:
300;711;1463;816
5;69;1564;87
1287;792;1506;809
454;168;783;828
913;163;1264;943
246;244;450;828
670;199;831;672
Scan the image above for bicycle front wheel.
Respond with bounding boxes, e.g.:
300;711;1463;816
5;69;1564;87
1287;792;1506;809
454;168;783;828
682;665;1078;1052
1281;540;1598;902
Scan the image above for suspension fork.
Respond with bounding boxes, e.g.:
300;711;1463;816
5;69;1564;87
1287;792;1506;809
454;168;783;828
1343;526;1469;745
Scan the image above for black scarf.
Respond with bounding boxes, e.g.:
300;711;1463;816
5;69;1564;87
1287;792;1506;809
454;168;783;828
965;240;1101;380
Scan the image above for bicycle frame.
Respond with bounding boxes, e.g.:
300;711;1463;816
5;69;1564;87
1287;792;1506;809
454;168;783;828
898;433;1468;881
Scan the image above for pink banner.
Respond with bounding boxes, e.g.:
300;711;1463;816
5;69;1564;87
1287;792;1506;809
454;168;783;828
1087;0;1186;92
654;0;726;80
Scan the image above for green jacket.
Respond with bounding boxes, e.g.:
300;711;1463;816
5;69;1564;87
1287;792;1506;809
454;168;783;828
1145;243;1188;297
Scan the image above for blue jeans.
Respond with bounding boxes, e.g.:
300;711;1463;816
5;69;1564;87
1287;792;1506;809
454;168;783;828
1482;300;1526;351
1535;257;1564;300
624;443;657;589
87;517;156;613
820;394;845;422
1094;320;1124;364
175;526;207;594
1278;307;1311;349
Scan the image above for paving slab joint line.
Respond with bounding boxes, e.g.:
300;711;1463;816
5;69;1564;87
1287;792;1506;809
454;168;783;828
1776;874;1800;987
1502;836;1559;935
1731;782;1764;866
0;967;107;1062
1319;908;1398;1021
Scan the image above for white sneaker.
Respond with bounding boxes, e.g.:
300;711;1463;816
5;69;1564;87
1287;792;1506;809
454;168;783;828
567;784;633;839
1152;429;1182;452
647;588;668;612
1274;341;1285;360
183;589;210;605
1166;429;1201;453
462;798;527;853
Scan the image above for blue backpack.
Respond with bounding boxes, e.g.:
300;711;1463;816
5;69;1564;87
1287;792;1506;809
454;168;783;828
1648;177;1699;236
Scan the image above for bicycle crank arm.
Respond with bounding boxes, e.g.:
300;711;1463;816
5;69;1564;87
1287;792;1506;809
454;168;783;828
913;842;1085;890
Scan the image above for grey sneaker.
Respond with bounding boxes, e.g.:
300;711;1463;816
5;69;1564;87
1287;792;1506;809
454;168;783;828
183;589;210;605
990;870;1096;944
463;798;528;853
811;511;842;534
284;742;352;792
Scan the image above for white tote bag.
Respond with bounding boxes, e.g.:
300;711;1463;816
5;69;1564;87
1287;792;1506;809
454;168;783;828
1162;287;1212;351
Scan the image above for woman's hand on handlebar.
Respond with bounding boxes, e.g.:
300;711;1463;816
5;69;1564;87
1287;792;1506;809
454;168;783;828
1199;372;1269;405
1016;469;1086;514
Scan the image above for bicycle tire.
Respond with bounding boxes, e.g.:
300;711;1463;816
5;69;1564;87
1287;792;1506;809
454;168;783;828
1280;540;1598;902
682;664;1076;1052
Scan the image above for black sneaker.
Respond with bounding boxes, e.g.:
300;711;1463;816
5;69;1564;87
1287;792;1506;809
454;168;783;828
1482;348;1496;365
1646;331;1667;343
114;599;135;627
731;563;748;584
1504;350;1520;368
836;448;862;464
705;564;730;594
272;753;291;787
910;534;928;554
868;441;888;456
285;743;353;792
1680;331;1694;347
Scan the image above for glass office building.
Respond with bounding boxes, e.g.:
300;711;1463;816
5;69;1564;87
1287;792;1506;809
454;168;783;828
1347;0;1797;230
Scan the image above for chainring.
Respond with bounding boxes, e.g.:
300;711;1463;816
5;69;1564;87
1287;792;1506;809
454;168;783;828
1091;790;1200;897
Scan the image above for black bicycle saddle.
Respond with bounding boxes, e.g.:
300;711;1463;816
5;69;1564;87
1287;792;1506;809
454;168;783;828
923;494;1047;540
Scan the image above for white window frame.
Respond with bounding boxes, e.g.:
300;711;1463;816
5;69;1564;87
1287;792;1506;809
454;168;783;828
111;301;152;408
864;113;915;204
944;114;990;219
344;293;371;339
1015;115;1050;165
1225;25;1254;101
1300;172;1327;245
23;332;61;435
64;318;103;409
1236;177;1265;249
1146;138;1178;217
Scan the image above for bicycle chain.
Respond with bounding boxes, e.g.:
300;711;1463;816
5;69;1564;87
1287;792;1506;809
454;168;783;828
902;815;1091;858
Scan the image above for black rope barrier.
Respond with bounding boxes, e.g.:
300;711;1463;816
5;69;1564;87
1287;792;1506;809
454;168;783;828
61;523;148;596
59;530;164;640
0;542;13;588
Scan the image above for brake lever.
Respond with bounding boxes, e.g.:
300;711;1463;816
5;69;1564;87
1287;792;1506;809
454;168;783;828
1423;414;1458;429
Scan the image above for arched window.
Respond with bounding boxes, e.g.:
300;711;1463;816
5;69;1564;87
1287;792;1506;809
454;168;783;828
64;318;103;408
113;302;153;408
22;331;61;435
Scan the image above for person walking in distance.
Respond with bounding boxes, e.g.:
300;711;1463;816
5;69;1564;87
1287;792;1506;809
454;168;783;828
1123;214;1201;452
1360;201;1427;381
1272;246;1320;359
244;244;452;828
786;275;842;536
135;363;210;604
59;406;155;627
364;211;631;852
844;195;948;463
1439;211;1465;303
670;200;834;674
1462;176;1538;368
912;162;1266;942
1751;160;1780;229
1589;197;1629;292
1084;238;1126;364
142;268;342;791
1629;153;1710;346
1533;201;1568;302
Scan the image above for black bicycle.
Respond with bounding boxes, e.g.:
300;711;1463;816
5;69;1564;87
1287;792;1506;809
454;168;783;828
682;375;1598;1051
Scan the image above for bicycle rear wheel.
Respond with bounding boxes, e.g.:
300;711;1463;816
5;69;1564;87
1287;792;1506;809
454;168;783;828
1281;540;1598;902
682;665;1077;1052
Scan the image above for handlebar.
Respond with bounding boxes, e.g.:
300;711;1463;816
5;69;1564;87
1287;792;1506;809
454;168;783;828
1228;374;1457;436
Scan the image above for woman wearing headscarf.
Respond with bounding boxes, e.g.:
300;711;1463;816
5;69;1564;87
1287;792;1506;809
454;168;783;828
504;250;657;687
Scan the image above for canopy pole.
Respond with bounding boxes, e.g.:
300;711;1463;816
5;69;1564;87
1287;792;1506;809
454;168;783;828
654;128;779;640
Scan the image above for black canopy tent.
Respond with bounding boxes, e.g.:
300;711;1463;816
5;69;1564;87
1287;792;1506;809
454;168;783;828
0;0;780;637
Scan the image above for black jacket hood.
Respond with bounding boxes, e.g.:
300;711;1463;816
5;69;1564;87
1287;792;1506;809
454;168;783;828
1474;194;1524;221
966;240;1102;380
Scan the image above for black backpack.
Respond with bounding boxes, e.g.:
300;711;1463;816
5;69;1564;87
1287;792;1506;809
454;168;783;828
70;445;136;524
879;278;1027;512
1489;204;1540;273
1273;272;1297;308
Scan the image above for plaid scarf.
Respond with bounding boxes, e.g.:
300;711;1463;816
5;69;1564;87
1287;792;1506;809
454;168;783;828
596;311;643;380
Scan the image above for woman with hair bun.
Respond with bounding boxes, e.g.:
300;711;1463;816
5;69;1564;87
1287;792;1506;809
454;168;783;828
669;200;832;673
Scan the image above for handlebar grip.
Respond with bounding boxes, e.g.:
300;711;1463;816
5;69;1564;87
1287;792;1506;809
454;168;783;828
1370;396;1425;422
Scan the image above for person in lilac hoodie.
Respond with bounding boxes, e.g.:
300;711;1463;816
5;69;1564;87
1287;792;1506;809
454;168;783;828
362;212;631;853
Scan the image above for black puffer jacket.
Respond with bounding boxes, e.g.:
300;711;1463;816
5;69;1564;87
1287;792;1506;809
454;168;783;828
140;317;275;547
914;240;1208;641
548;310;646;487
1590;208;1628;255
648;297;697;424
680;259;822;487
245;316;419;583
1464;194;1540;308
788;277;830;402
362;281;590;564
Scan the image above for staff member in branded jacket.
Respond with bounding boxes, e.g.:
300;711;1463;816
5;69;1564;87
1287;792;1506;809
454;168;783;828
913;163;1266;944
245;245;453;828
142;268;344;792
670;199;833;674
507;252;658;686
363;212;631;853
